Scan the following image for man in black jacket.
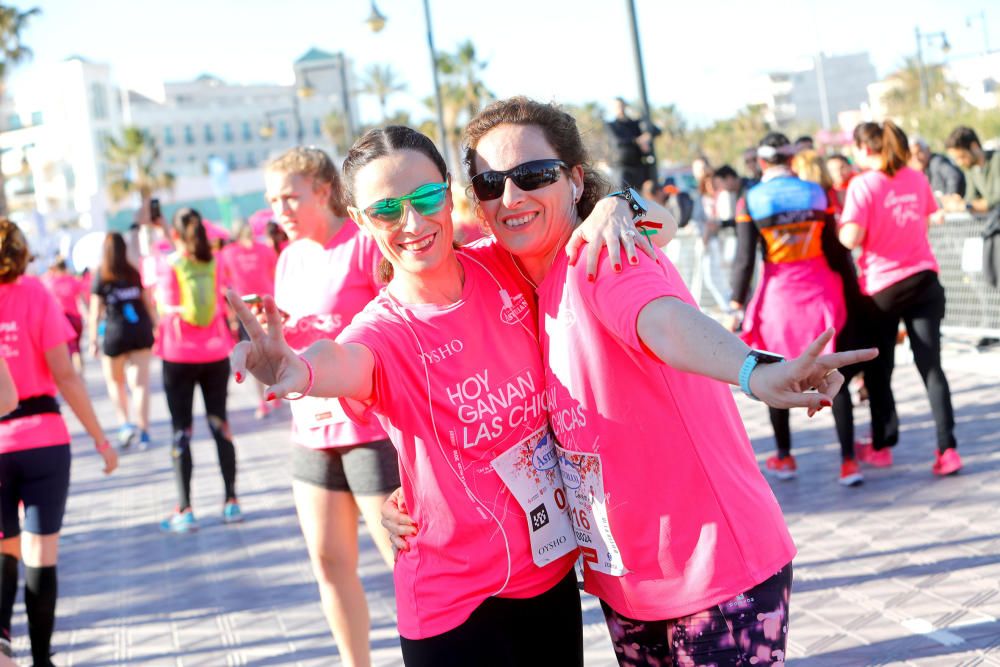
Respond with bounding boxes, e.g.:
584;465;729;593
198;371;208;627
910;137;965;206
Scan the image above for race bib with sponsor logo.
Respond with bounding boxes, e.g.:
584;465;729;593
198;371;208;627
491;427;577;567
290;395;351;430
556;444;626;576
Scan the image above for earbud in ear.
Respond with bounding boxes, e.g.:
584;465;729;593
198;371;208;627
571;183;578;201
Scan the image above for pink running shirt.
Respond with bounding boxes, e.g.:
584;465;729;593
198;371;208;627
337;239;577;639
534;249;796;621
840;166;939;295
41;273;85;318
220;241;277;298
273;223;386;449
0;276;74;452
153;253;233;364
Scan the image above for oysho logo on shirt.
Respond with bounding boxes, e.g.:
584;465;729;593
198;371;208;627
420;338;464;365
499;290;530;326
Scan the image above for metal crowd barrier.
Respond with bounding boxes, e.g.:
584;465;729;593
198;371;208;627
930;213;1000;337
663;214;1000;338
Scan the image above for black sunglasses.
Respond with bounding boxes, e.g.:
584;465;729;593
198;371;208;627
471;159;568;201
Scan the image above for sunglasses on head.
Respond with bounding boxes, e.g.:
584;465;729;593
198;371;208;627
357;182;449;229
471;159;568;201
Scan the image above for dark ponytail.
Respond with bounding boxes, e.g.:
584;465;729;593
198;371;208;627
173;207;212;262
853;120;910;177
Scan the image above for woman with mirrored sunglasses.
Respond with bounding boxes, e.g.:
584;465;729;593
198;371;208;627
386;97;878;666
231;125;657;666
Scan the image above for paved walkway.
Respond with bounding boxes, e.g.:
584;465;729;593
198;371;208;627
7;339;999;666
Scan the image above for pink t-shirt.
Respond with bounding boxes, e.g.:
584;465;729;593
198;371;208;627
338;239;577;639
274;223;386;449
840;166;939;295
220;241;277;298
153;254;233;364
533;249;796;621
0;276;74;452
40;273;85;318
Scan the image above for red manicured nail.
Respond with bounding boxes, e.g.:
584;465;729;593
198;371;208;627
266;392;276;402
587;273;595;282
235;372;242;382
821;399;832;407
630;256;639;265
613;263;621;272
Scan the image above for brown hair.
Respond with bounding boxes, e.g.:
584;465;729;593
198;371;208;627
462;96;610;220
172;208;213;263
99;232;141;284
266;147;348;217
0;219;29;284
791;150;833;191
853;120;910;177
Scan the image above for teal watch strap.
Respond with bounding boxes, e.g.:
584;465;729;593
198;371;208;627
739;353;760;400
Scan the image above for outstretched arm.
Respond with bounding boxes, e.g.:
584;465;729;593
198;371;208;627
227;291;374;402
636;297;877;414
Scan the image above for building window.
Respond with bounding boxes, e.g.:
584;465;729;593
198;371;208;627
242;121;252;141
313;118;322;137
184;125;195;145
90;83;108;120
228;153;237;169
30;111;43;126
246;152;256;167
277;119;288;140
204;124;215;144
223;123;233;143
6;114;21;130
164;127;175;146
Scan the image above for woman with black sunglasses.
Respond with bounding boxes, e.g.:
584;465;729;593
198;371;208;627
229;125;667;666
386;97;878;666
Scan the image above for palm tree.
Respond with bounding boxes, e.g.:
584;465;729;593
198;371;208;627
436;40;492;119
103;127;175;217
0;3;41;216
882;57;963;116
359;63;406;121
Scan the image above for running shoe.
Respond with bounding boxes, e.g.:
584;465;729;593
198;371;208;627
137;430;151;451
223;501;244;524
160;509;198;533
765;454;798;480
117;423;137;449
839;458;864;486
856;443;893;467
932;448;963;476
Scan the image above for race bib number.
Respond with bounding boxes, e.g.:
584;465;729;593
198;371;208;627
491;428;576;567
555;444;626;576
290;396;350;430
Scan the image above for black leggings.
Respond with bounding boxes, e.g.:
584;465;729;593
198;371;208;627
162;359;237;509
866;271;956;453
399;568;583;667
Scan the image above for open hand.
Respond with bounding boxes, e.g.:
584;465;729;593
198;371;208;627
380;487;417;556
565;196;657;278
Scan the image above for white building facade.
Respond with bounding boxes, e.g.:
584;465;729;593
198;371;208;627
763;52;878;129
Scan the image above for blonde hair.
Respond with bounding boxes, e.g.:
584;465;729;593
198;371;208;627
266;147;347;217
0;219;29;284
792;149;833;191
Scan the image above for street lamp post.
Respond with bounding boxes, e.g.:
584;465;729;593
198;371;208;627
914;26;951;109
366;0;452;173
260;101;304;145
624;0;656;176
298;55;356;149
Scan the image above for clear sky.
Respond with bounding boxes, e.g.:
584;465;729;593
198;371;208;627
10;0;999;127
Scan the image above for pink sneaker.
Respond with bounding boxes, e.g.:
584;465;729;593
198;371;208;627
932;448;962;476
839;458;864;487
857;443;893;468
765;454;798;480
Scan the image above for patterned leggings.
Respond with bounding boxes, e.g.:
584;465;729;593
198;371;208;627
601;562;792;667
